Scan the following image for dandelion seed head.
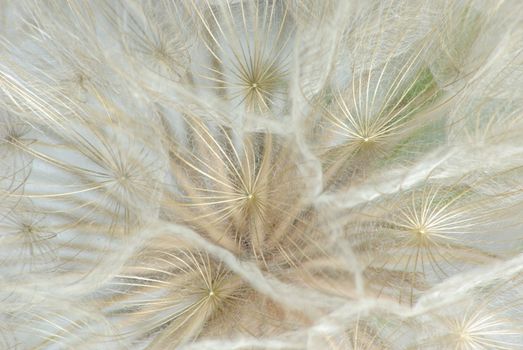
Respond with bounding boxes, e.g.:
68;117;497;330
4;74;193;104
1;0;523;349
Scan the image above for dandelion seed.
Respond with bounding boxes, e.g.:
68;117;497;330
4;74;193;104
414;281;523;350
348;179;517;304
103;237;305;348
188;0;293;115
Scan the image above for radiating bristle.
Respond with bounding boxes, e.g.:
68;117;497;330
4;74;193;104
0;0;522;349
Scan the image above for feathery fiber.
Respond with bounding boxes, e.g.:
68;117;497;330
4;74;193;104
0;0;522;349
